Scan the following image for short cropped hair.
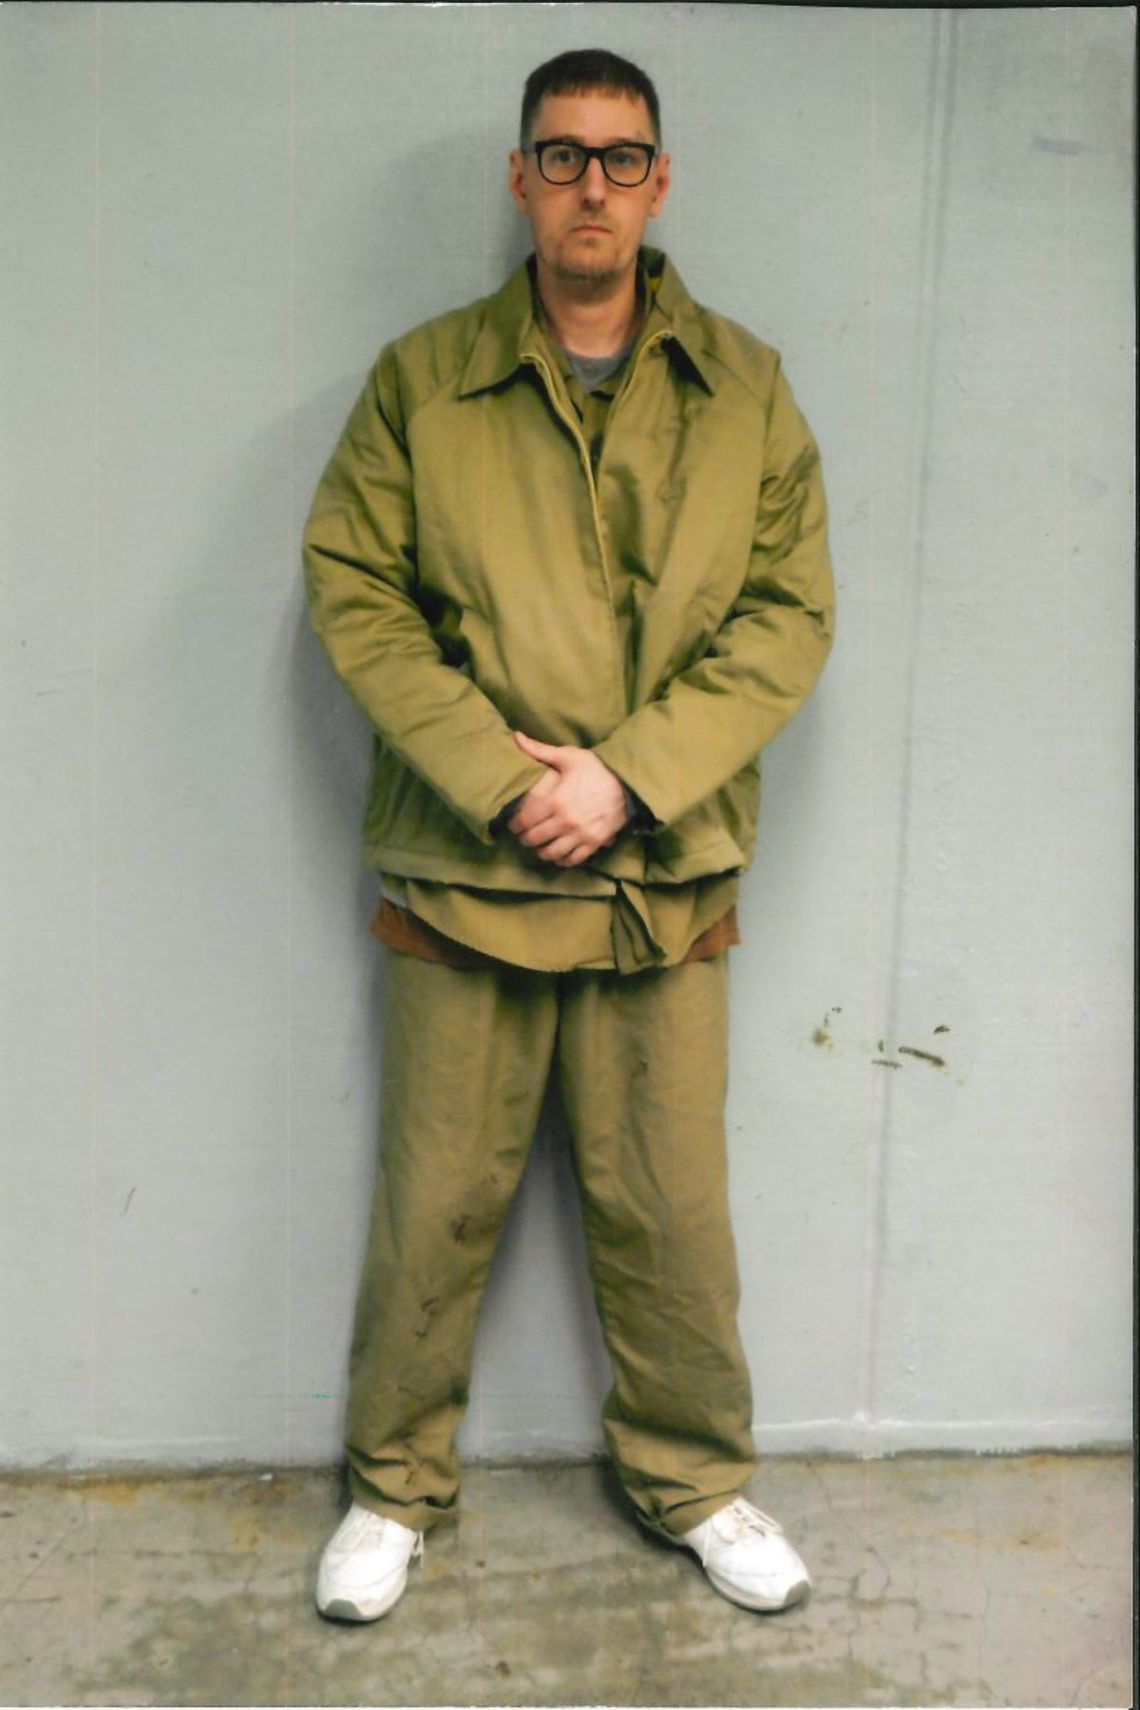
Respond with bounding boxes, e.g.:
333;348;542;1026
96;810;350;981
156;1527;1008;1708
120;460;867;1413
520;48;662;147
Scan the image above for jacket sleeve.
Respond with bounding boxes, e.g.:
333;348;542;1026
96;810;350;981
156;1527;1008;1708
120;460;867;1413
591;359;835;829
302;347;547;843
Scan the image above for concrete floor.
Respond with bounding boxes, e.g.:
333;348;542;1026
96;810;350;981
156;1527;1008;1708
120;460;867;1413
0;1453;1131;1708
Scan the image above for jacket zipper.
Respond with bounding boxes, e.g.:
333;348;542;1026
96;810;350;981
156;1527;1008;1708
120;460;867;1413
528;333;669;725
528;329;669;579
526;351;626;730
527;352;605;547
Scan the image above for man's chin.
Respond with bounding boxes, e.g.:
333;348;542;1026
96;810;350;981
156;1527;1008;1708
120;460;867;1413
551;258;625;291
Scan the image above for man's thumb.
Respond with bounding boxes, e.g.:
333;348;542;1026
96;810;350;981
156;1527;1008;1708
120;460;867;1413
514;730;568;768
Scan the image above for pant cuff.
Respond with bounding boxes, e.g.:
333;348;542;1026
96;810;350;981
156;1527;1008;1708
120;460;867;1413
346;1465;457;1535
638;1485;753;1540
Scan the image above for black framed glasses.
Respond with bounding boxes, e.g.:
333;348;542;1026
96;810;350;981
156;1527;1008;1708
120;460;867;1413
525;139;658;188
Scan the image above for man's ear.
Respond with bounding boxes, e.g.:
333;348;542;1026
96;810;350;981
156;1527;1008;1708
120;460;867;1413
649;151;672;219
507;149;528;214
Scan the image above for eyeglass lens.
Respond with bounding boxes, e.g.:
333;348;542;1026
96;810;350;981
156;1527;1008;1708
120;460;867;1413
538;144;653;186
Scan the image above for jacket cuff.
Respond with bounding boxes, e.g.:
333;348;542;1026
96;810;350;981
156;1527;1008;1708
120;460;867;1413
478;765;549;844
489;791;527;837
618;779;658;837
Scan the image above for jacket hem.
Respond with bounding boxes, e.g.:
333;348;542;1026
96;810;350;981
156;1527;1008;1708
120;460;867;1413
363;837;751;892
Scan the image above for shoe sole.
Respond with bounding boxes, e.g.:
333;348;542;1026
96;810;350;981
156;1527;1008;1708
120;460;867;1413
705;1569;812;1612
319;1598;379;1623
316;1584;405;1623
316;1566;413;1624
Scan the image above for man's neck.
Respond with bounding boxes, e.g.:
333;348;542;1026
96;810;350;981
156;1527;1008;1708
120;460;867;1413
534;262;643;359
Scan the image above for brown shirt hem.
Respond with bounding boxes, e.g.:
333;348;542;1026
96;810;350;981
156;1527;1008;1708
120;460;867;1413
371;898;740;972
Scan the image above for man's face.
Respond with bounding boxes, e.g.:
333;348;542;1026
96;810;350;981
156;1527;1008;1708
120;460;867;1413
508;89;671;292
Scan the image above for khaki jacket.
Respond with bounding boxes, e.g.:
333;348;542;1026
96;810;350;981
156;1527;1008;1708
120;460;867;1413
303;248;835;894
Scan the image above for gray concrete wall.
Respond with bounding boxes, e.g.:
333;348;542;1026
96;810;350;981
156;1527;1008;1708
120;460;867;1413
0;3;1132;1469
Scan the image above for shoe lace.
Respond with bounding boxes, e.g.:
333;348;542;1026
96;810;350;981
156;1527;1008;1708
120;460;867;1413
702;1497;782;1559
344;1507;387;1547
345;1505;422;1558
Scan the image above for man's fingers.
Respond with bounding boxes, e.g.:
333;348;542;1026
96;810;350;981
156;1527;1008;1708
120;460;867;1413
515;805;596;848
506;769;559;833
515;811;564;848
555;843;595;868
531;831;586;864
509;793;563;839
531;826;618;865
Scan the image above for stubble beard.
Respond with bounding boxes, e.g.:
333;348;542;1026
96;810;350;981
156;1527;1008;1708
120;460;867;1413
550;234;628;295
552;257;625;294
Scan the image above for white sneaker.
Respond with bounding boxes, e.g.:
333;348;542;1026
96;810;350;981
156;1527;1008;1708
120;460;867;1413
315;1502;424;1622
670;1496;812;1611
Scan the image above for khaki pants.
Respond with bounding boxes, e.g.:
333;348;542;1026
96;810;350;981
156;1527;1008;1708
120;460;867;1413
345;951;758;1538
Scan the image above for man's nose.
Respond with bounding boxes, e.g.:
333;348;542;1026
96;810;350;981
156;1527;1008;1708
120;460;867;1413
578;156;609;201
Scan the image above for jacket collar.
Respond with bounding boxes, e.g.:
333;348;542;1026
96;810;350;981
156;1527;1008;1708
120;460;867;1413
457;247;715;398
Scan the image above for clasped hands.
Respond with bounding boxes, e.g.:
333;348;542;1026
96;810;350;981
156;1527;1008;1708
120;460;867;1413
505;731;629;869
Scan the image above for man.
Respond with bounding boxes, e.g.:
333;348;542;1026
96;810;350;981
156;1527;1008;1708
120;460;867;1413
303;47;834;1623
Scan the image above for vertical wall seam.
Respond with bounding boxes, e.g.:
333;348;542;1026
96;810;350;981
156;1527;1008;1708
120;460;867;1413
480;5;491;299
854;5;882;1450
1059;10;1073;1555
673;1;684;254
285;3;297;1477
857;9;959;1442
86;0;103;1673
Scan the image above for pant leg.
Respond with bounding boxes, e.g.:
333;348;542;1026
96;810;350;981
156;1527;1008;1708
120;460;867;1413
557;954;758;1537
345;952;557;1531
